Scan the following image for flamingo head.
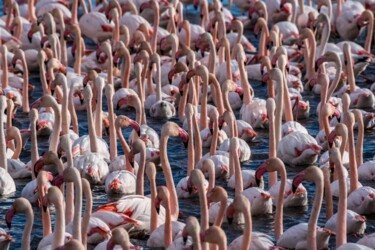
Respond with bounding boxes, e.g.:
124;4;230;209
168;69;175;84
292;170;306;193
129;118;141;136
5;206;15;229
218;116;225;130
128;151;135;168
225;202;235;224
110;178;123;190
178;127;189;148
33;156;45;178
52;173;64;188
106;239;116;250
315;55;327;71
255;160;269;187
235;85;244;101
243;128;257;140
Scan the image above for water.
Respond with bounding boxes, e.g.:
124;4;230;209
1;1;375;249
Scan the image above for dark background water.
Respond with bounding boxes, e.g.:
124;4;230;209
1;0;375;249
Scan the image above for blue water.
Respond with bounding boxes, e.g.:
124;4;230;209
1;0;375;249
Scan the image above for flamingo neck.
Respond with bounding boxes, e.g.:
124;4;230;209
187;116;195;176
156;60;162;102
238;59;251;105
211;78;225;116
11;132;22;160
335;155;347;247
31;120;38;179
200;77;209;130
107;96;117;161
52;197;65;248
323;167;333;220
87;98;98;153
198;182;209;250
365;17;373;52
136;146;146;196
152;6;160;53
48;102;61;153
149;177;158;232
234;150;243;195
268;107;277;187
122;49;131;88
116;125;130;156
209;119;218;156
68;88;79;135
224;44;232;81
72;175;83;242
164;198;172;248
327;58;341;102
240;206;252;250
60;81;69;135
355;113;364;166
160;135;179;220
275;167;286;240
74;36;82;75
95;85;103;138
0;111;6;170
2;50;9;89
81;179;92;248
274;76;283;152
178;85;189;123
346;118;359;193
214;199;226;227
192;110;203;164
207;38;217;74
307;175;323;250
106;50;114;86
72;0;79;25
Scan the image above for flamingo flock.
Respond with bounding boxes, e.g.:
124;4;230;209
1;0;375;249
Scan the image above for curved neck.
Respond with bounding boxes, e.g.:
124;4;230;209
52;197;65;249
122;48;131;88
209;75;225;115
327;58;341;100
207;38;217;74
22;204;34;250
238;59;251;104
192;111;203;164
214;199;226;227
222;87;233;113
116;125;130;157
160;134;179;220
68;88;79;135
240;206;251;250
317;16;330;58
198;182;208;250
259;23;269;56
11;131;22;160
307;177;324;250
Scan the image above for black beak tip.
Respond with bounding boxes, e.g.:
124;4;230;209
255;177;260;187
42;205;48;213
183;236;188;244
156;207;160;214
227;217;233;225
194;5;198;10
28;36;32;43
188;186;193;194
6;222;11;230
292;184;297;193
